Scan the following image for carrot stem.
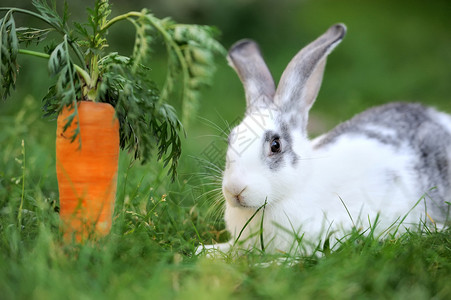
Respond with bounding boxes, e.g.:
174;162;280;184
18;49;92;87
18;49;49;59
101;11;142;31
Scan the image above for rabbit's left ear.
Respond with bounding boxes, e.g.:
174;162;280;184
275;24;346;131
228;39;276;112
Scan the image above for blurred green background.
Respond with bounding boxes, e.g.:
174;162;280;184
1;0;451;203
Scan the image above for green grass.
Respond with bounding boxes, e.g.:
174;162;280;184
0;98;450;299
1;0;451;298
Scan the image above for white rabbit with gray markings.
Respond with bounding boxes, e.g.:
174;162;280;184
199;24;451;255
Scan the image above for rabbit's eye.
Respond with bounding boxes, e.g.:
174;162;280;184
270;138;281;153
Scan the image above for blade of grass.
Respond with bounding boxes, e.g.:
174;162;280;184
17;140;25;231
233;200;267;248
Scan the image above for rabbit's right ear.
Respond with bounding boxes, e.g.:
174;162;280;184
228;40;276;112
275;24;346;132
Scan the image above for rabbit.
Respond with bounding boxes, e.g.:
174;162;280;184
199;23;451;255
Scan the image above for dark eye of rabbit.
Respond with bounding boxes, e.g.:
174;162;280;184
270;138;281;153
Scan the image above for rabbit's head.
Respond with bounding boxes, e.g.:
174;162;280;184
222;24;346;209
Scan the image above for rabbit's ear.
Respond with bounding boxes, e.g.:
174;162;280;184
274;24;346;131
228;40;276;111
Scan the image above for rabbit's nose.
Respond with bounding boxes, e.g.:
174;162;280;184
223;185;248;206
234;187;247;203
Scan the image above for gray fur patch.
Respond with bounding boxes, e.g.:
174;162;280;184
262;130;284;171
315;102;451;219
414;121;451;219
280;122;300;166
262;122;300;171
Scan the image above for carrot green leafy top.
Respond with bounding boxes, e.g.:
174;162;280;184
0;0;226;180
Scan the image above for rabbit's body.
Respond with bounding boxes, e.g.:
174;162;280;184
200;24;451;255
314;102;451;220
221;103;450;253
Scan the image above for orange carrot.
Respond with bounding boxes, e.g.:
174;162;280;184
56;101;119;241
